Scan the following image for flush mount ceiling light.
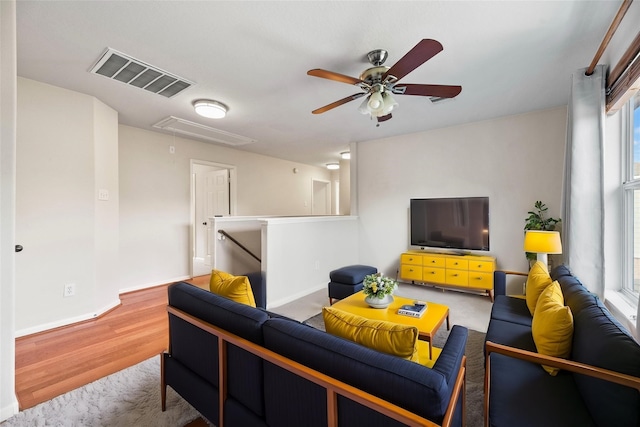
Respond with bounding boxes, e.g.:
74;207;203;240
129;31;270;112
326;163;340;170
340;151;351;160
193;99;228;119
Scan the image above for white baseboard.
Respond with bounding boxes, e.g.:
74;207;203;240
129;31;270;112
15;298;121;338
0;399;19;423
15;275;192;338
119;275;191;294
267;283;326;309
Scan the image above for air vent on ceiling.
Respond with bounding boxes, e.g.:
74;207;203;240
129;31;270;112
153;116;257;146
89;48;195;98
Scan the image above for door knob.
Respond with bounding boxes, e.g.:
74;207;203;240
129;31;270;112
15;245;23;252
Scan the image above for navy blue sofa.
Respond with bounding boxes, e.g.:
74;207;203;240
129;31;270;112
161;281;468;427
485;265;640;427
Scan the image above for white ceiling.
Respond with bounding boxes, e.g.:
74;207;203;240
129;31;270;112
16;1;622;168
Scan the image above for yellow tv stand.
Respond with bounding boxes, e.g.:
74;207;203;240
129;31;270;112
399;250;496;300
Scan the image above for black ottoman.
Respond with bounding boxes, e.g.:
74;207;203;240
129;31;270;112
328;264;378;304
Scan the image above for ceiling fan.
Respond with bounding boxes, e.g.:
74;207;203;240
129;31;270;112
307;39;462;123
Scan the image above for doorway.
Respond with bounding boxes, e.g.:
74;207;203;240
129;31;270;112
312;179;331;215
190;160;237;277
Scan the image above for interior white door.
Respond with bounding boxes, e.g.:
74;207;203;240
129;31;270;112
312;179;331;215
193;166;230;276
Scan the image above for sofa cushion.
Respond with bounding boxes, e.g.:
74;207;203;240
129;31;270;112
490;295;532;327
210;269;256;307
525;261;553;315
531;281;573;376
262;318;463;425
168;282;267;417
488;353;594;427
571;297;640;427
322;306;419;361
485;318;536;353
555;273;594;318
550;265;573;281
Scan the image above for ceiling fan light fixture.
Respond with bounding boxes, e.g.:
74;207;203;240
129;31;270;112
326;163;340;170
193;99;228;119
358;96;371;115
367;91;384;113
381;92;398;115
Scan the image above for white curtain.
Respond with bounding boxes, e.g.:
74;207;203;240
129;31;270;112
561;65;606;299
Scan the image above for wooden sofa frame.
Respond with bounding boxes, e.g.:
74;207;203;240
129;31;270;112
162;306;467;427
484;341;640;427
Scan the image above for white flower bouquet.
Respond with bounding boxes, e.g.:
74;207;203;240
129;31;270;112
362;273;397;299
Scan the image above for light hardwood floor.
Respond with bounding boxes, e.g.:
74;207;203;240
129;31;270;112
15;276;209;411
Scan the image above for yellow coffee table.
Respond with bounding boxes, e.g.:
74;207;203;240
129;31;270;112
331;291;450;360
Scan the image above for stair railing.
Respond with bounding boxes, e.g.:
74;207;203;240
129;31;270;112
217;229;261;263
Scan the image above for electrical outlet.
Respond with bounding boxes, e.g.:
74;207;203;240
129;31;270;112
63;283;76;297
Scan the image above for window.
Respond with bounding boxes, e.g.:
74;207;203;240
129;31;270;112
622;93;640;301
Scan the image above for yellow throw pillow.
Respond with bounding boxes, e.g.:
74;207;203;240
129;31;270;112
322;307;419;362
209;269;256;307
532;281;573;376
525;261;553;315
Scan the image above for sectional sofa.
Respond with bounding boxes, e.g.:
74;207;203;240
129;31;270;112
161;281;468;427
485;265;640;427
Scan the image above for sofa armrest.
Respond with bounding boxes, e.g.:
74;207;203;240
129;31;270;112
483;340;640;427
244;271;266;309
493;270;528;297
485;341;640;389
433;325;468;427
433;325;468;385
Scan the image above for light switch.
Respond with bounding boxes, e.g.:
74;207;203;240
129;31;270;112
98;189;109;201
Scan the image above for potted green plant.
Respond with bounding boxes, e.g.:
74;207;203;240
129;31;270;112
524;201;561;262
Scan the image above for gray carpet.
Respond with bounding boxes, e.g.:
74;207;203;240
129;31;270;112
304;313;485;427
2;355;202;427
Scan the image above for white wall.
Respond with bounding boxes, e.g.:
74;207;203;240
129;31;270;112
118;125;332;291
356;107;567;292
15;78;120;335
339;158;351;215
262;216;359;307
211;215;358;308
0;0;19;420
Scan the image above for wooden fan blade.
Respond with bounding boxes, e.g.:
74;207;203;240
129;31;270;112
312;93;366;114
307;69;364;86
395;84;462;98
377;113;392;122
383;39;443;82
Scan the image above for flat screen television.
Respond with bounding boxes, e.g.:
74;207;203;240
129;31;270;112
410;197;489;252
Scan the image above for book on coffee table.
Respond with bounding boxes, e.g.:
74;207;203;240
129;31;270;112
397;302;427;318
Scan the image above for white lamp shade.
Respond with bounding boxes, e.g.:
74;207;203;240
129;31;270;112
367;91;384;113
523;230;562;254
358;96;371;115
381;92;398;115
326;163;339;170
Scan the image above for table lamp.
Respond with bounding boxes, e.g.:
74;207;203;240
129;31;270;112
523;230;562;268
